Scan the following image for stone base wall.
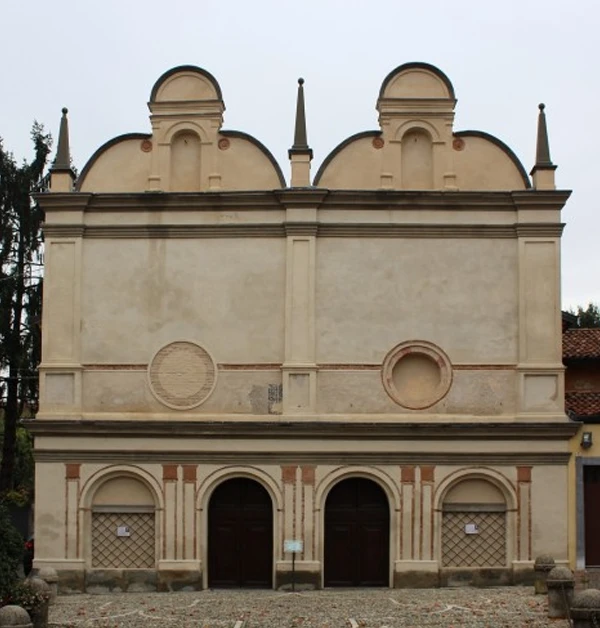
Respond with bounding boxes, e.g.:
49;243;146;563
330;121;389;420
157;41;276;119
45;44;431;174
57;566;536;592
275;569;320;591
439;568;515;588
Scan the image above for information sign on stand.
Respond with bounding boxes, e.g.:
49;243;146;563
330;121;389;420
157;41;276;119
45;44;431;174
284;539;303;591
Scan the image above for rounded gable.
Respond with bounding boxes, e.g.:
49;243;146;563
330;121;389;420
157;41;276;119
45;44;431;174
150;65;223;102
379;62;455;100
76;133;151;192
313;131;381;187
220;130;286;188
453;130;531;190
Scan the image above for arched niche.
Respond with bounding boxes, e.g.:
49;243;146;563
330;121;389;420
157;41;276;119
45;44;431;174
441;477;508;569
401;128;433;189
170;130;202;191
93;476;156;507
90;474;158;570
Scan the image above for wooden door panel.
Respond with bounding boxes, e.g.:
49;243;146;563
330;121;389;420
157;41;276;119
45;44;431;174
325;522;355;586
208;478;273;588
359;523;389;586
241;521;272;587
208;521;239;587
325;479;389;587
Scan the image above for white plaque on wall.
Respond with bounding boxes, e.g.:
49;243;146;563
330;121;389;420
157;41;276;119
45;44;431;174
284;539;303;553
464;523;479;535
117;525;131;537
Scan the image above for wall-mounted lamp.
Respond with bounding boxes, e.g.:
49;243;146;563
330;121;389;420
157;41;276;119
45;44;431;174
581;432;593;449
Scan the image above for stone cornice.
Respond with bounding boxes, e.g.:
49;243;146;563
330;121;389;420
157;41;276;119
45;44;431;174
36;189;571;214
35;193;92;211
42;222;565;239
516;224;565;238
44;224;287;239
512;190;571;211
25;419;579;440
274;189;329;208
33;449;571;466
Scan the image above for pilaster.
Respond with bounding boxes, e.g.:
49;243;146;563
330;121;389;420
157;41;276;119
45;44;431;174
282;202;319;414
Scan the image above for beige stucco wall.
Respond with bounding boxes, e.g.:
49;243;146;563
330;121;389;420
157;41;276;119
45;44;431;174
80;238;286;364
317;369;516;416
531;465;569;559
315;238;518;364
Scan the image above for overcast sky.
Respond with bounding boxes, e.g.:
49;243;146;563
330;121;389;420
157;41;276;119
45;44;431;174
2;0;596;309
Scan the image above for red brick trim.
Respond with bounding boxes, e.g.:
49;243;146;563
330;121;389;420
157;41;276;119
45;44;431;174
301;466;315;485
182;465;197;483
401;465;415;483
162;464;178;481
65;463;80;479
420;465;435;482
517;466;532;483
281;465;297;484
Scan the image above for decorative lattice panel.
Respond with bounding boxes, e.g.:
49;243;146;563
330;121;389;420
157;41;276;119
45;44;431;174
442;511;506;567
92;512;155;568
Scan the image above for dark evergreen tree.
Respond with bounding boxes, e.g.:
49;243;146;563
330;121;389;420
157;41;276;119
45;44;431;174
0;125;51;494
0;503;23;599
570;303;600;328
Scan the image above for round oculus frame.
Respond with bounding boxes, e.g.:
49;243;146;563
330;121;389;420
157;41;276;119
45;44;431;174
382;340;452;410
148;341;217;410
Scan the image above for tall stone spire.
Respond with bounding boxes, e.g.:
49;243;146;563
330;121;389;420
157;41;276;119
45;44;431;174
530;103;556;190
288;78;313;187
50;107;76;192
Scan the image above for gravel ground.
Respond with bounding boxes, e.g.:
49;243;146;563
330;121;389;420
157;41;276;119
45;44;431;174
48;587;571;628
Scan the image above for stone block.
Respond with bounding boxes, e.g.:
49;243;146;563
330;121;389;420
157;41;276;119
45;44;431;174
394;570;440;588
157;570;203;592
0;606;32;628
275;569;320;590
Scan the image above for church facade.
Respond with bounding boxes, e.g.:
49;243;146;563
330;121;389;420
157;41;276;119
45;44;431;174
31;63;575;591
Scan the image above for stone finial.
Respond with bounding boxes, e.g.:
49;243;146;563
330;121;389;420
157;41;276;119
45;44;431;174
35;567;58;605
535;104;553;167
572;588;600;608
23;577;50;628
535;554;556;569
534;554;556;594
288;78;313;187
0;605;32;628
52;108;73;171
547;566;575;619
50;107;76;192
570;589;600;627
289;78;312;157
530;103;557;190
547;566;574;583
25;576;51;596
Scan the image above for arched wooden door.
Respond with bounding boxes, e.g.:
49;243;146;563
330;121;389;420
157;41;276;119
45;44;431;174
324;477;390;586
208;478;273;587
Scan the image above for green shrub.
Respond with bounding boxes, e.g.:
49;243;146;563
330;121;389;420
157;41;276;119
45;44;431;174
2;581;49;612
0;504;23;602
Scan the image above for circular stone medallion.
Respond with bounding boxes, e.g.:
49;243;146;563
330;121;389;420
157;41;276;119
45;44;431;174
382;341;452;410
148;341;216;410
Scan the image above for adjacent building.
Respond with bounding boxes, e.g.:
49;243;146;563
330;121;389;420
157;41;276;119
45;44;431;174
563;325;600;571
31;62;575;591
